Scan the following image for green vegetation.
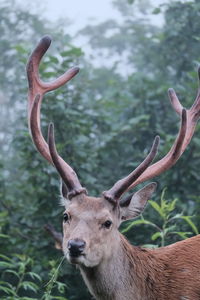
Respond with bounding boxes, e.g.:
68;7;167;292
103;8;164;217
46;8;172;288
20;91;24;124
122;188;198;247
1;0;200;299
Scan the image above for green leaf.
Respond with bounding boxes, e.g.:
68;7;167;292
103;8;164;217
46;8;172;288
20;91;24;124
163;225;177;234
167;198;177;213
27;271;42;282
0;282;16;296
0;286;13;295
0;234;9;238
0;281;15;289
56;281;67;293
181;216;199;235
4;269;20;278
0;261;14;268
19;281;39;293
151;232;161;241
0;254;12;261
121;219;156;233
149;200;164;218
171;231;192;240
170;213;183;220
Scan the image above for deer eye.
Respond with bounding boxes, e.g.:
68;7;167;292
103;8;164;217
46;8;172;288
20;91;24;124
63;212;70;223
103;220;112;229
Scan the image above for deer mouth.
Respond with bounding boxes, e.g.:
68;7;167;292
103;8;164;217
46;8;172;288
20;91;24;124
70;252;85;259
67;252;86;264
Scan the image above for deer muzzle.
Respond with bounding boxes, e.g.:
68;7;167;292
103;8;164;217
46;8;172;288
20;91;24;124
67;238;86;257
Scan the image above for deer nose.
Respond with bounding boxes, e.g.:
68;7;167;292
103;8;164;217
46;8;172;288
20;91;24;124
67;239;86;257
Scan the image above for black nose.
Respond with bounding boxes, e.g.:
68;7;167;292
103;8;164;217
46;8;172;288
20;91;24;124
67;239;86;257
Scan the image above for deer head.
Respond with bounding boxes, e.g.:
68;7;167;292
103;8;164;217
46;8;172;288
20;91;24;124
27;36;200;269
60;183;157;267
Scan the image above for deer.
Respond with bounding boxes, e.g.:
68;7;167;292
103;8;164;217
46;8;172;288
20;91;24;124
27;36;200;300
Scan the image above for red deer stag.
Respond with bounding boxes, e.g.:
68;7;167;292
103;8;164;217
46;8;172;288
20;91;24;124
27;36;200;300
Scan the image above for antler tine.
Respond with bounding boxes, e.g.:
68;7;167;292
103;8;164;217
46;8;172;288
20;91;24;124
27;35;51;105
48;123;87;200
127;70;200;191
27;35;79;108
168;88;183;116
27;36;79;164
103;136;160;203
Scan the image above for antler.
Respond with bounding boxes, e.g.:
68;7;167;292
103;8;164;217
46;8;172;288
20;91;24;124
27;37;200;203
48;123;87;199
103;135;160;202
26;36;86;198
103;84;195;201
126;76;200;191
104;66;200;200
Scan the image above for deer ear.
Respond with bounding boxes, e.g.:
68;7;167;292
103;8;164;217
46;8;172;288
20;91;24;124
59;180;70;208
120;182;157;221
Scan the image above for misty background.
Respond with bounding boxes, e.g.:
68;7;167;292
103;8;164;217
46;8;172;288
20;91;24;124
1;0;200;299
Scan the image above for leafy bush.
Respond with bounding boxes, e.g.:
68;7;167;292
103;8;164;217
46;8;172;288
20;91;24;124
122;189;199;247
0;250;69;300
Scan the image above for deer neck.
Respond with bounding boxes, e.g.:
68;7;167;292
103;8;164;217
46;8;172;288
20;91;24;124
79;234;162;300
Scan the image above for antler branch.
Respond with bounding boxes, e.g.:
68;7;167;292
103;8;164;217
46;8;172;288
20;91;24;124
27;35;79;163
127;71;200;190
27;36;86;198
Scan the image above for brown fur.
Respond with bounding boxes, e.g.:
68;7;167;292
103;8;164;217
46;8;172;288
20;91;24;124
63;194;200;300
79;234;200;300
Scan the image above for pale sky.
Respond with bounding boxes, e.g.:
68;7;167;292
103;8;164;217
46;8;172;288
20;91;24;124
16;0;163;69
44;0;120;23
17;0;121;34
16;0;163;34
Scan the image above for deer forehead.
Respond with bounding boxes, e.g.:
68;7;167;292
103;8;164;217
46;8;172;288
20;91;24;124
67;196;114;221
